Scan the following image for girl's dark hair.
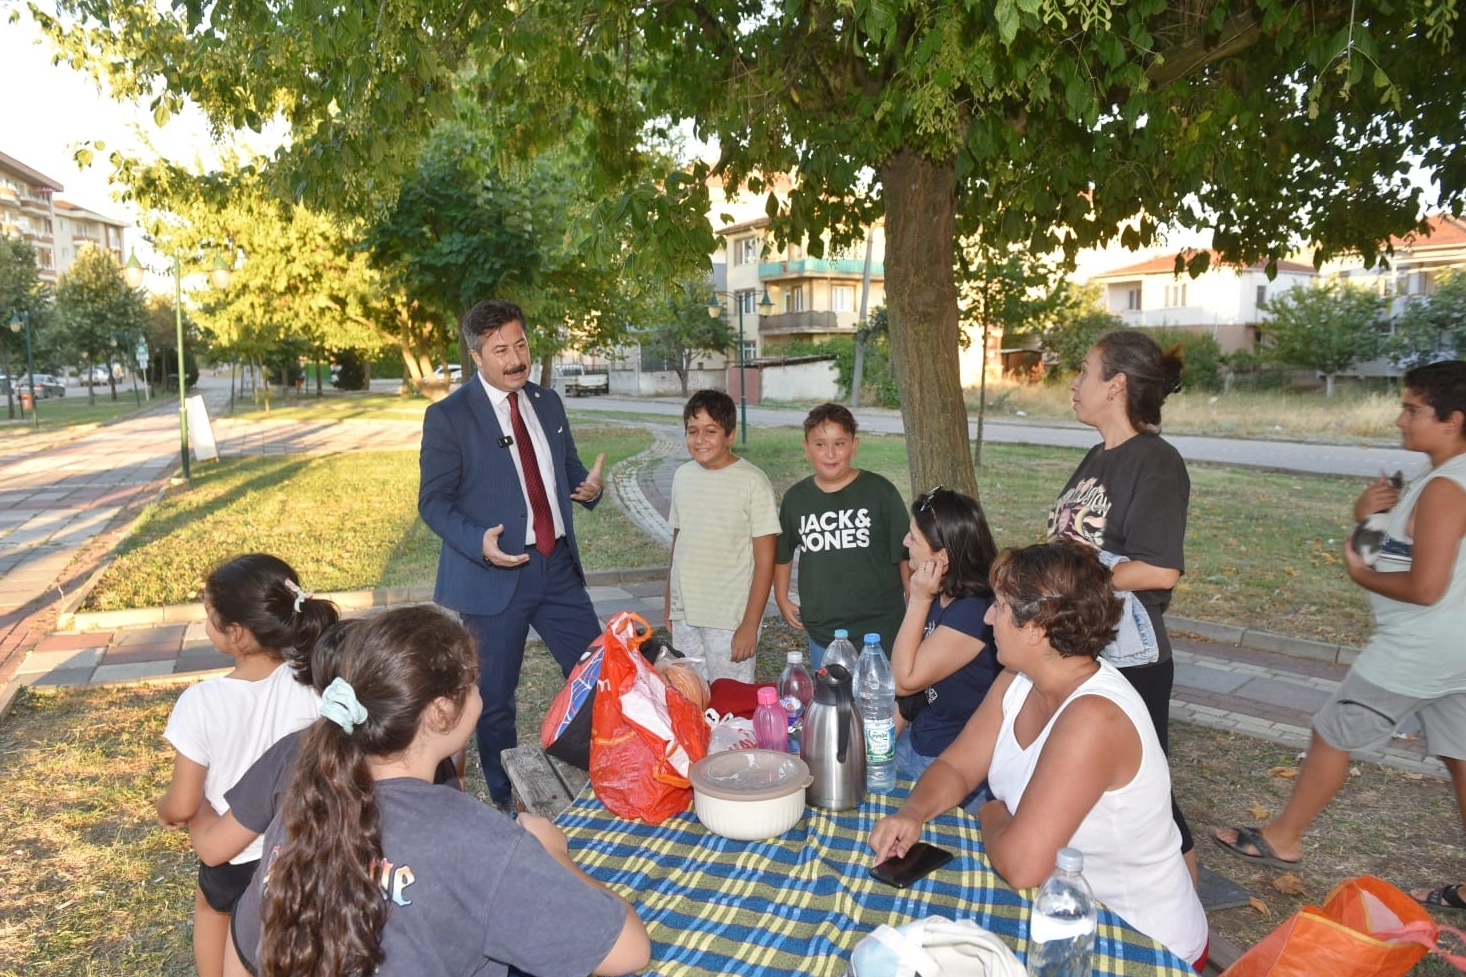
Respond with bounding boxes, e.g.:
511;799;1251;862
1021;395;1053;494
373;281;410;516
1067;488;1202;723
260;605;479;977
911;487;997;600
296;619;360;690
1093;330;1185;432
204;554;340;670
989;541;1122;659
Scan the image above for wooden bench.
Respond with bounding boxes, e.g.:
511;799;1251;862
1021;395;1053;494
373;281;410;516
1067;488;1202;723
501;744;590;818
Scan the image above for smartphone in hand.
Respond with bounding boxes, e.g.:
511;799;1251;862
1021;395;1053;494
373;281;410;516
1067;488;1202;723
870;841;954;888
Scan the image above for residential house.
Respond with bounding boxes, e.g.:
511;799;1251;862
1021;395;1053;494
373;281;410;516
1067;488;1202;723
1086;250;1317;354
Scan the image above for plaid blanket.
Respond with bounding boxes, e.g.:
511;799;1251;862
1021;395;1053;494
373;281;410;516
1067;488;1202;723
558;783;1196;976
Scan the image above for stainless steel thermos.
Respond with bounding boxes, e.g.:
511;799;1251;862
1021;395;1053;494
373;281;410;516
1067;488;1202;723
800;663;866;810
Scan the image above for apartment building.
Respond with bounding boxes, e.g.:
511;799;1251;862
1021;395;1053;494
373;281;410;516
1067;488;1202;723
0;150;128;285
0;150;63;283
54;199;127;276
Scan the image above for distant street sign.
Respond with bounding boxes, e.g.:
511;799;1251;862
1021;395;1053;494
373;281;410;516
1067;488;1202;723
135;342;148;369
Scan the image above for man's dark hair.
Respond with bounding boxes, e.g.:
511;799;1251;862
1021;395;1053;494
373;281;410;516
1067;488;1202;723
1404;360;1466;427
460;300;524;355
683;389;736;433
803;403;858;438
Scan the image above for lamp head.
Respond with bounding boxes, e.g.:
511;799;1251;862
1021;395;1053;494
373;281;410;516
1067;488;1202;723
123;250;145;289
706;294;723;319
758;289;774;315
209;256;232;290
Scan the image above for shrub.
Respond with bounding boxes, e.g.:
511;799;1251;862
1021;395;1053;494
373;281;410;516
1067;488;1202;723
1151;328;1223;392
333;349;369;390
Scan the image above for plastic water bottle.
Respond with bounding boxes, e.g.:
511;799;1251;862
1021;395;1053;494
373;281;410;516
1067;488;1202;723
778;651;815;754
823;629;859;676
853;633;896;791
753;686;789;752
1027;847;1097;977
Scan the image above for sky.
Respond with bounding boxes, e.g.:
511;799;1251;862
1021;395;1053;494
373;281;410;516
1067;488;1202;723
0;6;276;289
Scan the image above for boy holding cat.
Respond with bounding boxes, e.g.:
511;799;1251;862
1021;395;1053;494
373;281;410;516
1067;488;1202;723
1214;361;1466;912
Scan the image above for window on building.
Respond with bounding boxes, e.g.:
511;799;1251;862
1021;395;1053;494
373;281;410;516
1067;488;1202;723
789;286;805;312
736;237;760;265
1164;283;1187;308
1126;287;1141;310
736;289;756;315
832;285;856;312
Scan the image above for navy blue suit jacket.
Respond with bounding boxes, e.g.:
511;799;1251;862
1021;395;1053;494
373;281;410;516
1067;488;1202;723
418;379;598;616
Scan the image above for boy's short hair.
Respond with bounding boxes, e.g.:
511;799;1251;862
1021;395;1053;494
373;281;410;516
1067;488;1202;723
1404;360;1466;427
803;403;858;438
684;389;737;433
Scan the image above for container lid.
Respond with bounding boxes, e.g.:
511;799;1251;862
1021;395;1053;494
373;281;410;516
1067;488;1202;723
864;633;881;644
690;749;811;801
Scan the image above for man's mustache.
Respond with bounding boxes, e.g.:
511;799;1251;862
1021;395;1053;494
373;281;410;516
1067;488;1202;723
504;364;528;376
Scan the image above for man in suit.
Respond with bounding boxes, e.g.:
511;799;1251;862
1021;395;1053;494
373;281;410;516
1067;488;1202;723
419;299;606;808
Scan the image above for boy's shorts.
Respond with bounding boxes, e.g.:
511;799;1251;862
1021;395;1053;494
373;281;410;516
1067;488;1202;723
671;622;757;683
1314;670;1466;760
198;857;259;913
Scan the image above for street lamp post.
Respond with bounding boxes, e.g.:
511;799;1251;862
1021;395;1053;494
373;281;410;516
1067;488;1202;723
707;288;774;446
125;249;232;482
8;312;38;430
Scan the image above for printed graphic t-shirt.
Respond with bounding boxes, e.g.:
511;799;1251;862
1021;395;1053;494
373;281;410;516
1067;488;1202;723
1046;433;1189;661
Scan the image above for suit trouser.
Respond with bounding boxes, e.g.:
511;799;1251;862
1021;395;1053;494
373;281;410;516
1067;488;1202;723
460;540;602;803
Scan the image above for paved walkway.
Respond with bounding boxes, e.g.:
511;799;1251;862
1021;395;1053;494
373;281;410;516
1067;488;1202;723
0;390;1445;783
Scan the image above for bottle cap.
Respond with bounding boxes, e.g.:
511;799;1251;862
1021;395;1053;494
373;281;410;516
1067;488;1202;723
863;633;881;645
1056;847;1084;872
757;686;779;705
786;650;803;663
833;628;849;639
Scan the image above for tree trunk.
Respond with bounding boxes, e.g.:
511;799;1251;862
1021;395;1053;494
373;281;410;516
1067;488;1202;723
879;149;978;499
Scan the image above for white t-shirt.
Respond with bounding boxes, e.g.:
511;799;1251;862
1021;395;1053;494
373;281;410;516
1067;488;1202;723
987;660;1208;964
668;457;780;630
163;662;320;863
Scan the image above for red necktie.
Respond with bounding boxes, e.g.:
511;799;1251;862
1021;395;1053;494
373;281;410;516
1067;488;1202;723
508;391;557;558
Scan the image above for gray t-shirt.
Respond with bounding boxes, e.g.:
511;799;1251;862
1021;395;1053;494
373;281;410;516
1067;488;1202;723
234;779;627;977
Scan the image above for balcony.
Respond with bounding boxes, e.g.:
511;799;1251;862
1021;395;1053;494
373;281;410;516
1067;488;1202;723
760;310;849;336
759;257;883;280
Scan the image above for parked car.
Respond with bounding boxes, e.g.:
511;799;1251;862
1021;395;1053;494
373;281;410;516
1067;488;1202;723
82;365;113;385
432;364;464;383
20;374;65;399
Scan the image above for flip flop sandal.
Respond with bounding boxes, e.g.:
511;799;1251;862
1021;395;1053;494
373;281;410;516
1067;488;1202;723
1416;884;1466;912
1210;825;1302;870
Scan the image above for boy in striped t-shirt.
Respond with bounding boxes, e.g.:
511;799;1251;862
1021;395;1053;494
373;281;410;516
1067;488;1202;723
663;390;780;682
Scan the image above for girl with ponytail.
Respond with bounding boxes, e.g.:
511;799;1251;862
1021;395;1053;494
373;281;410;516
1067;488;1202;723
228;605;649;977
157;553;339;977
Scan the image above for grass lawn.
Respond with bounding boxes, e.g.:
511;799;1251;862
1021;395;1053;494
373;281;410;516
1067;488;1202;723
83;422;1368;644
82;425;665;610
0;386;152;437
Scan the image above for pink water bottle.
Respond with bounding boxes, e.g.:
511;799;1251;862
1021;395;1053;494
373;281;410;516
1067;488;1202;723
753;686;789;752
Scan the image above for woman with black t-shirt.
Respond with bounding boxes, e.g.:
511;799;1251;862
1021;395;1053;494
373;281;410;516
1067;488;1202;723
1045;330;1197;882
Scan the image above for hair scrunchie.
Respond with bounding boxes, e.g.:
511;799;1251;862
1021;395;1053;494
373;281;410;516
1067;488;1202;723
320;677;368;734
284;578;314;614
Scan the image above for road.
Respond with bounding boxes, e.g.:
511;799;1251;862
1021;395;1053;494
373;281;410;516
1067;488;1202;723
571;395;1421;479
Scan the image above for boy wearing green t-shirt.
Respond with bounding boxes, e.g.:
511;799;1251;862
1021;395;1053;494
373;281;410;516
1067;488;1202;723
774;403;910;670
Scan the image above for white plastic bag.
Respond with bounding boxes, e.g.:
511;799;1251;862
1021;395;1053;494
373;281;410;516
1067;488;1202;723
848;916;1025;977
704;709;757;754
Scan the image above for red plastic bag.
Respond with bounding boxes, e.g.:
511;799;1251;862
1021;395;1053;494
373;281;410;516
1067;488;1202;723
589;612;710;823
540;615;653;769
1222;876;1466;977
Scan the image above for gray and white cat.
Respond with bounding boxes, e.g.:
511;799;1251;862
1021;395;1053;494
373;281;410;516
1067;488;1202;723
1350;471;1404;567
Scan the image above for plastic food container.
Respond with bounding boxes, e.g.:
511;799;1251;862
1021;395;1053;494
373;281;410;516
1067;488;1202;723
689;749;814;841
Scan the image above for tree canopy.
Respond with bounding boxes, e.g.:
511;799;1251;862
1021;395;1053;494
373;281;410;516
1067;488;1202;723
1260;280;1388;395
35;0;1466;492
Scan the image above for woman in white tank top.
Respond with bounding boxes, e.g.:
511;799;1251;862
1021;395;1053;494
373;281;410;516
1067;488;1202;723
870;541;1208;968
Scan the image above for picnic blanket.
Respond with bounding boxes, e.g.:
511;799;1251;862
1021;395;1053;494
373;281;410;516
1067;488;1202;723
557;780;1197;977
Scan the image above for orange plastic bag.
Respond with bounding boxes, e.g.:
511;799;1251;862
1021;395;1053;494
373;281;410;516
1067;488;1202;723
589;612;710;823
1222;876;1466;977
